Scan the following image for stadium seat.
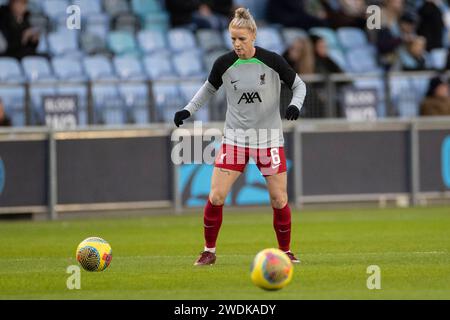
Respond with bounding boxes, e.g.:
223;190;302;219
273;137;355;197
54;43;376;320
282;28;308;46
118;83;150;124
0;87;26;126
172;51;205;78
103;0;130;17
255;27;285;55
328;48;349;72
389;76;417;117
28;0;43;13
72;0;102;16
234;0;268;20
0;58;25;83
309;27;340;49
48;30;82;58
429;48;448;70
131;0;162;19
196;29;225;52
151;82;183;122
346;47;380;73
42;0;69;24
168;28;197;53
112;12;142;33
143;53;175;79
179;81;209;122
51;57;86;81
144;11;170;32
113;56;146;80
36;34;48;55
337;27;368;51
222;29;233;50
107;31;141;57
83;55;117;80
92;84;126;125
57;84;88;126
204;49;228;71
137;30;167;54
22;56;56;82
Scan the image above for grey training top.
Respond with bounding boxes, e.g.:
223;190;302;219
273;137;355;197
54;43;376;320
184;46;307;148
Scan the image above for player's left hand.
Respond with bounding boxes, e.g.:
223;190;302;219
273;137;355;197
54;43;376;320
285;105;300;120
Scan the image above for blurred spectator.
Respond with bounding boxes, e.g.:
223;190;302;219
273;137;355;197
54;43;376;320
311;35;343;74
165;0;232;30
282;37;315;75
398;13;428;71
417;0;445;51
266;0;327;30
319;0;367;29
0;98;12;127
0;0;39;60
420;75;450;116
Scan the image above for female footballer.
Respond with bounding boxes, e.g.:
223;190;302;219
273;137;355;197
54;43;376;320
174;8;306;266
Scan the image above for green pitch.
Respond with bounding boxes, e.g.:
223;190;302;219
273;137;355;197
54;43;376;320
0;206;449;300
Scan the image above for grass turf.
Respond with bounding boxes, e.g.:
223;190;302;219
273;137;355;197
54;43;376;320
0;206;449;300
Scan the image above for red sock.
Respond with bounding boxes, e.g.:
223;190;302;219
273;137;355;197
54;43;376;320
273;204;291;252
204;199;223;248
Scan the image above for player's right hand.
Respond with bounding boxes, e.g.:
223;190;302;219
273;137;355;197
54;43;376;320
174;110;191;127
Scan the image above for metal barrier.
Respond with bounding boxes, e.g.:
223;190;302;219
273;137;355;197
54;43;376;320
1;117;450;219
0;70;446;126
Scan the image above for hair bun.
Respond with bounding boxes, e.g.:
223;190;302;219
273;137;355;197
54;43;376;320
234;7;250;20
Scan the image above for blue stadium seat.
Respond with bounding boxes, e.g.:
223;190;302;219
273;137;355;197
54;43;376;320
51;57;86;81
168;28;197;52
179;81;209;122
92;84;126;125
37;34;48;55
337;27;368;51
172;51;205;78
72;0;102;16
204;49;228;71
131;0;162;18
103;0;130;17
346;47;380;73
429;48;448;70
30;85;57;124
83;55;117;80
118;83;149;124
151;82;183;122
113;56;146;80
144;11;170;32
57;84;88;126
137;30;167;54
255;27;285;55
48;30;82;57
222;29;233;50
43;0;69;24
0;58;25;83
389;76;417;117
282;28;308;46
22;56;56;82
309;27;340;49
143;53;175;79
107;31;141;56
0;87;26;126
328;48;349;72
234;0;268;20
196;29;225;52
86;22;109;39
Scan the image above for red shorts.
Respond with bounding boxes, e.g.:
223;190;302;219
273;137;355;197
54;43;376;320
214;144;287;177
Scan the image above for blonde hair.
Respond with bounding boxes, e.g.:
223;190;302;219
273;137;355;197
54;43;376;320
229;7;257;34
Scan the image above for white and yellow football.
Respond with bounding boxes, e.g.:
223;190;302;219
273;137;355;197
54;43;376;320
76;237;112;272
250;248;293;290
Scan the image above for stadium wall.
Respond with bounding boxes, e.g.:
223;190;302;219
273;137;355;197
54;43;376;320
0;118;449;219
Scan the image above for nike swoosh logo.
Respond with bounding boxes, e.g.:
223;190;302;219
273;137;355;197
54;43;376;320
220;153;226;161
278;229;290;233
231;80;239;84
271;163;281;169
